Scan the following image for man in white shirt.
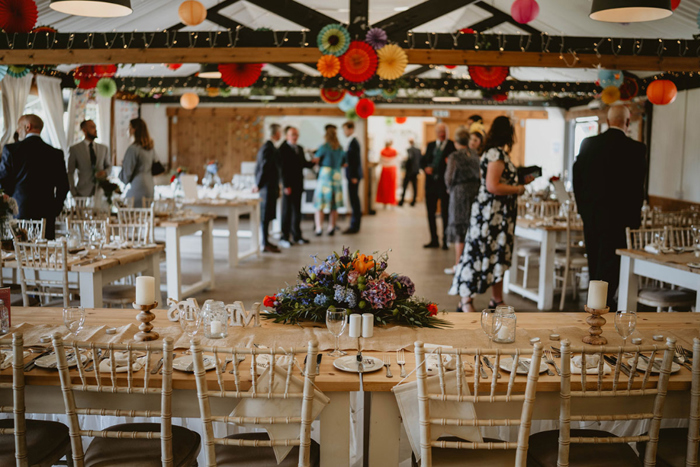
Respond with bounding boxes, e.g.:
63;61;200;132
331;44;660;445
67;120;111;197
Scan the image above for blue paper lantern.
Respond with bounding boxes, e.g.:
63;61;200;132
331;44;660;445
599;69;624;88
338;93;359;112
0;65;7;82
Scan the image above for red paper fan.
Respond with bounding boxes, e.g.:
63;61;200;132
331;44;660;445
320;88;346;104
468;66;509;89
94;64;117;78
32;25;57;33
218;63;264;88
340;41;378;84
619;75;639;101
0;0;38;33
75;76;99;89
492;93;508;102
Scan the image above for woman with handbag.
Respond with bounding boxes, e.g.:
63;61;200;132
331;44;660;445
119;118;156;207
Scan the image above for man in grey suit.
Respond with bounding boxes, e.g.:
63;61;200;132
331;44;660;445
67;120;111;197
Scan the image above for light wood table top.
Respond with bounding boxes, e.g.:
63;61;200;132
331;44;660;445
184;198;260;207
616;248;700;275
154;214;215;228
516;218;583;232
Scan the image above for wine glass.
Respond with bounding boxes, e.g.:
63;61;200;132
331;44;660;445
326;309;348;357
614;310;637;347
63;307;86;339
654;230;666;250
90;225;107;259
481;309;502;347
179;306;201;354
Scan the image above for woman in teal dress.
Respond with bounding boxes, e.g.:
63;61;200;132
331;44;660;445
313;125;346;236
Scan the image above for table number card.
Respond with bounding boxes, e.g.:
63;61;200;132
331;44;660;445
226;301;261;327
166;298;200;322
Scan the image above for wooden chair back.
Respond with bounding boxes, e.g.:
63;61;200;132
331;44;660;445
190;340;321;467
539;201;561;219
557;338;676;467
51;334;174;467
13;241;70;307
117;206;155;243
142;198;175;217
557;202;585;310
8;219;45;242
0;333;28;467
414;342;543;467
667;227;694;249
626;227;668;250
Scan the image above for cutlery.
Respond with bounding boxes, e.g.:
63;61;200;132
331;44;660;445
544;350;561;376
681;346;693;360
220;359;229;373
396;349;407;378
639;354;662;372
383;354;393;378
85;349;105;372
673;356;692;371
357;351;364;392
151;357;164;374
229;355;245;374
520;360;531;373
24;349;52;371
482;356;500;379
475;356;488;379
674;345;692;370
316;354;322;376
604;355;631;376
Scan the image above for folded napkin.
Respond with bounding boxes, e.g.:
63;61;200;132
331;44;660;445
424;344;456;373
0;350;31;370
572;355;611;375
644;244;661;254
99;354;148;373
104;241;132;250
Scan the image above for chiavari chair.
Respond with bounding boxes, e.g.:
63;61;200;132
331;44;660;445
667;226;695;250
528;338;676;466
414;341;543;466
8;220;45;243
13;241;76;307
51;335;201;467
117;206;155;243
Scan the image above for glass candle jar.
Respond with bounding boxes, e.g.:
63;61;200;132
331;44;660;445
493;305;516;344
202;300;228;339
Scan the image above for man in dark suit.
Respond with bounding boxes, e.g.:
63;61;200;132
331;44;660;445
279;126;313;247
399;138;421;207
573;106;647;308
253;123;282;253
421;123;455;249
342;121;363;234
0;115;69;240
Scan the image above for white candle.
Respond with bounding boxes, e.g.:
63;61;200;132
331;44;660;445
210;320;223;335
362;313;374;338
349;314;362;338
135;276;156;305
587;280;608;310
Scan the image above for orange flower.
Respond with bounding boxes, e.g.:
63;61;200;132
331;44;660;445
263;295;276;307
317;54;340;78
427;303;438;317
352;254;375;275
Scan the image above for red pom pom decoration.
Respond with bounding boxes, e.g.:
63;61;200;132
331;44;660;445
167;63;183;71
619;75;639;101
94;64;117;78
0;0;38;33
469;66;510;89
320;88;346;104
646;80;677;106
355;98;375;119
218;63;264;88
340;41;378;84
511;0;539;24
395;117;407;124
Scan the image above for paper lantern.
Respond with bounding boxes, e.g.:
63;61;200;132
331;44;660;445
316;55;340;78
646;79;677;105
338;93;359;112
395;116;407;124
0;65;7;82
365;27;388;50
601;86;620;105
0;0;38;33
355;98;375;119
317;23;351;57
180;93;200;109
511;0;539;23
7;65;30;78
320;88;346;104
178;0;206;26
218;63;263;88
599;69;624;88
96;78;117;98
206;87;220;97
166;63;183;71
619;75;639;101
340;41;378;83
94;64;117;77
49;0;132;18
468;66;509;89
376;44;408;80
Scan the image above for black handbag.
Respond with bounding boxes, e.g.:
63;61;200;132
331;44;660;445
151;160;166;176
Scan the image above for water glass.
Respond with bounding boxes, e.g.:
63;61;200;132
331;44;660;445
654;230;666;249
326;309;348;357
480;309;503;346
63;307;86;338
90;225;107;259
179;305;201;339
614;310;637;346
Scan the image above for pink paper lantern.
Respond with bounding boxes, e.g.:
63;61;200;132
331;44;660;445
511;0;540;24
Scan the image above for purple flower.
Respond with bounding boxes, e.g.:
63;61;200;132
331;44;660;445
366;27;388;50
394;275;415;299
361;279;396;309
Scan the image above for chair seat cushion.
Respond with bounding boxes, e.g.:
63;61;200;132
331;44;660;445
638;287;696;306
214;432;320;467
429;437;516;466
527;429;642;467
84;423;200;467
0;418;70;466
637;427;694;467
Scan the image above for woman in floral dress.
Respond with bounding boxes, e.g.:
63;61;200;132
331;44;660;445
313;125;346;236
449;116;533;312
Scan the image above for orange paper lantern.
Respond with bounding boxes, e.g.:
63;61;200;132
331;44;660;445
395;117;407;124
180;93;200;109
178;0;206;26
646;80;677;105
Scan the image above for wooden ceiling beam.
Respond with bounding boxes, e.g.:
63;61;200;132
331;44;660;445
348;0;369;40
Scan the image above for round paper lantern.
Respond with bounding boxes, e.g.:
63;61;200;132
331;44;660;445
0;0;38;33
601;86;620;105
468;66;509;89
672;0;680;10
511;0;539;24
317;23;351;57
646;79;677;105
365;27;388;50
338;93;359;112
166;63;183;71
316;54;340;78
178;0;206;26
94;64;117;77
218;63;263;88
355;98;375;119
376;44;408;80
395;116;407;124
96;78;117;98
7;65;30;78
599;69;624;88
619;75;639;101
180;93;200;109
320;88;346;104
340;41;378;84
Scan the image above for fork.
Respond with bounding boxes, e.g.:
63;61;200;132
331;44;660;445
544;350;561;376
396;349;407;378
383;354;393;378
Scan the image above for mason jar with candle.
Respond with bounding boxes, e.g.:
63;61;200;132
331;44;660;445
202;300;228;339
493;306;517;344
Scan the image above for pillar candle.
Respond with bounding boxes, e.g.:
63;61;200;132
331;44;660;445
135;276;156;305
587;280;608;310
362;313;374;338
210;320;223;335
349;314;362;338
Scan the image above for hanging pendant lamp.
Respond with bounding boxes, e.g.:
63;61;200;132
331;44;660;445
198;64;221;79
590;0;672;22
50;0;132;18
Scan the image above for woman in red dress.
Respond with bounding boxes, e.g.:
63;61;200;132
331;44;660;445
376;141;398;206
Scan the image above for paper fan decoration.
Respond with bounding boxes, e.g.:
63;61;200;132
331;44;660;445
94;64;118;78
365;27;388;50
0;0;38;33
32;25;56;33
317;23;351;57
492;93;509;102
340;41;378;84
619;75;639;101
376;44;408;80
96;78;117;98
0;65;7;82
219;87;232;97
460;27;477;34
355;98;375;119
75;76;99;89
320;88;346;104
338;93;359;112
317;55;340;78
381;88;398;100
601;85;620;105
218;63;263;88
349;90;363;97
365;89;382;97
345;109;359;121
468;66;509;89
7;65;30;78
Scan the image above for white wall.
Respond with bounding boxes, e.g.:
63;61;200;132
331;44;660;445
366;116;434;163
523;108;566;191
140;103;169;164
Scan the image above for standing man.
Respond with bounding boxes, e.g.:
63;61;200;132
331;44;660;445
0;115;69;239
68;119;112;197
399;138;421;207
254;123;282;253
342;121;363;235
573;105;647;308
279;126;313;247
421;123;455;249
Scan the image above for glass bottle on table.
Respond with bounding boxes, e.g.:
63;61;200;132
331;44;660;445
492;306;517;344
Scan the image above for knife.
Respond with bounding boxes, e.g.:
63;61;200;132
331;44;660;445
357;351;364;392
316;354;322;376
151;357;164;374
482;356;501;379
604;355;631;376
475;356;488;379
639;354;662;372
24;350;52;372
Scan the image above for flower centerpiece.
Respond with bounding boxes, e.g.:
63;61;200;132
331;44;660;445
95;169;121;206
263;248;451;328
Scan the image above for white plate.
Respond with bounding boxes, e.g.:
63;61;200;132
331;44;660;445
132;243;159;249
35;353;88;369
688;263;700;269
499;357;548;375
173;355;216;372
628;358;681;374
333;356;384;373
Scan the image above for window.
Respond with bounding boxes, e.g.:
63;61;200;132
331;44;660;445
573;117;599;158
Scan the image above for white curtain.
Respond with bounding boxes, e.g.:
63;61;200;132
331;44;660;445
0;74;33;148
35;74;68;156
66;88;88;148
96;94;112;150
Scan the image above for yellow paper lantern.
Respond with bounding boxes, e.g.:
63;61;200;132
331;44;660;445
376;44;408;80
601;85;620;105
180;92;200;109
178;0;207;26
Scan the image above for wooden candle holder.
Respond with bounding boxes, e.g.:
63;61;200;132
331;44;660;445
582;305;610;345
133;302;159;342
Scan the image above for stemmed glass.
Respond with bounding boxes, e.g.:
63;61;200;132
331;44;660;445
614;310;637;347
481;309;503;347
326;309;348;357
654;230;666;250
179;307;202;353
90;225;107;259
63;307;85;339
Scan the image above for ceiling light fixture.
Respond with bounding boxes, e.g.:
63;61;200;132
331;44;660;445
198;64;222;79
394;6;410;11
50;0;132;17
589;0;672;22
432;96;460;102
